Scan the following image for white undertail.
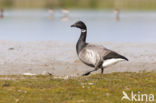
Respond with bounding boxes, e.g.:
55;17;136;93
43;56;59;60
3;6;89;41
102;58;125;67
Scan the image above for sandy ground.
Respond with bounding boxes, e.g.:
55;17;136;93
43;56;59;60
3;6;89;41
0;40;156;76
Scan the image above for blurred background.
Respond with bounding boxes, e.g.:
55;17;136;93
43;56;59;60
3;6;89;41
0;0;156;42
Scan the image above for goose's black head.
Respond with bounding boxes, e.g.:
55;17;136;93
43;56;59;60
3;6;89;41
71;21;87;30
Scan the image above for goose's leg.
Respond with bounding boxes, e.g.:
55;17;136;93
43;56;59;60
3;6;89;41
101;67;104;74
82;62;102;76
82;67;98;76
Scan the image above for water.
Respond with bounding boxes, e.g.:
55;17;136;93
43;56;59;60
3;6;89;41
0;9;156;42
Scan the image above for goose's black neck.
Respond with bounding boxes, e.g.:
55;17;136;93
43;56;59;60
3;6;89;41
76;29;87;54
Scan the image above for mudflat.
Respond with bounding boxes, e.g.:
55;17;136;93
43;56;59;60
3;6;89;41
0;41;155;76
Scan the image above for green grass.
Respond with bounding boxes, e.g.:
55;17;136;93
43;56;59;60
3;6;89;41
0;72;156;103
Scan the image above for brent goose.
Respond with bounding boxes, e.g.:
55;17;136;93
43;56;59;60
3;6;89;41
71;21;128;76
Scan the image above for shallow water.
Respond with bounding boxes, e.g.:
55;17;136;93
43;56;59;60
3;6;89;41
0;9;156;42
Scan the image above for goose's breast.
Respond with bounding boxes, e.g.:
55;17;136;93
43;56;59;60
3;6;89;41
79;49;100;65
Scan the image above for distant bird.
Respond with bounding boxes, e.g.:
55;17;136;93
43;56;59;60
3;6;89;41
48;8;54;19
0;8;3;18
48;8;54;14
61;9;70;16
61;9;70;22
114;8;120;21
71;21;128;76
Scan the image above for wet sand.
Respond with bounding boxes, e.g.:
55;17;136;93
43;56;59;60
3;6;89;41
0;41;156;76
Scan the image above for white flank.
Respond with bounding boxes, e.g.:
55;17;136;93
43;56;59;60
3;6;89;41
102;58;124;67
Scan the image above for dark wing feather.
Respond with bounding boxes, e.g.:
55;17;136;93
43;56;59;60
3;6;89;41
103;51;128;61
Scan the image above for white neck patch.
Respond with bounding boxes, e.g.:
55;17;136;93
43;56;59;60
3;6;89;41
81;29;86;33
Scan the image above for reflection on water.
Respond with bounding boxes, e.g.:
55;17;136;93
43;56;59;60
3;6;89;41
61;16;70;22
0;9;156;42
